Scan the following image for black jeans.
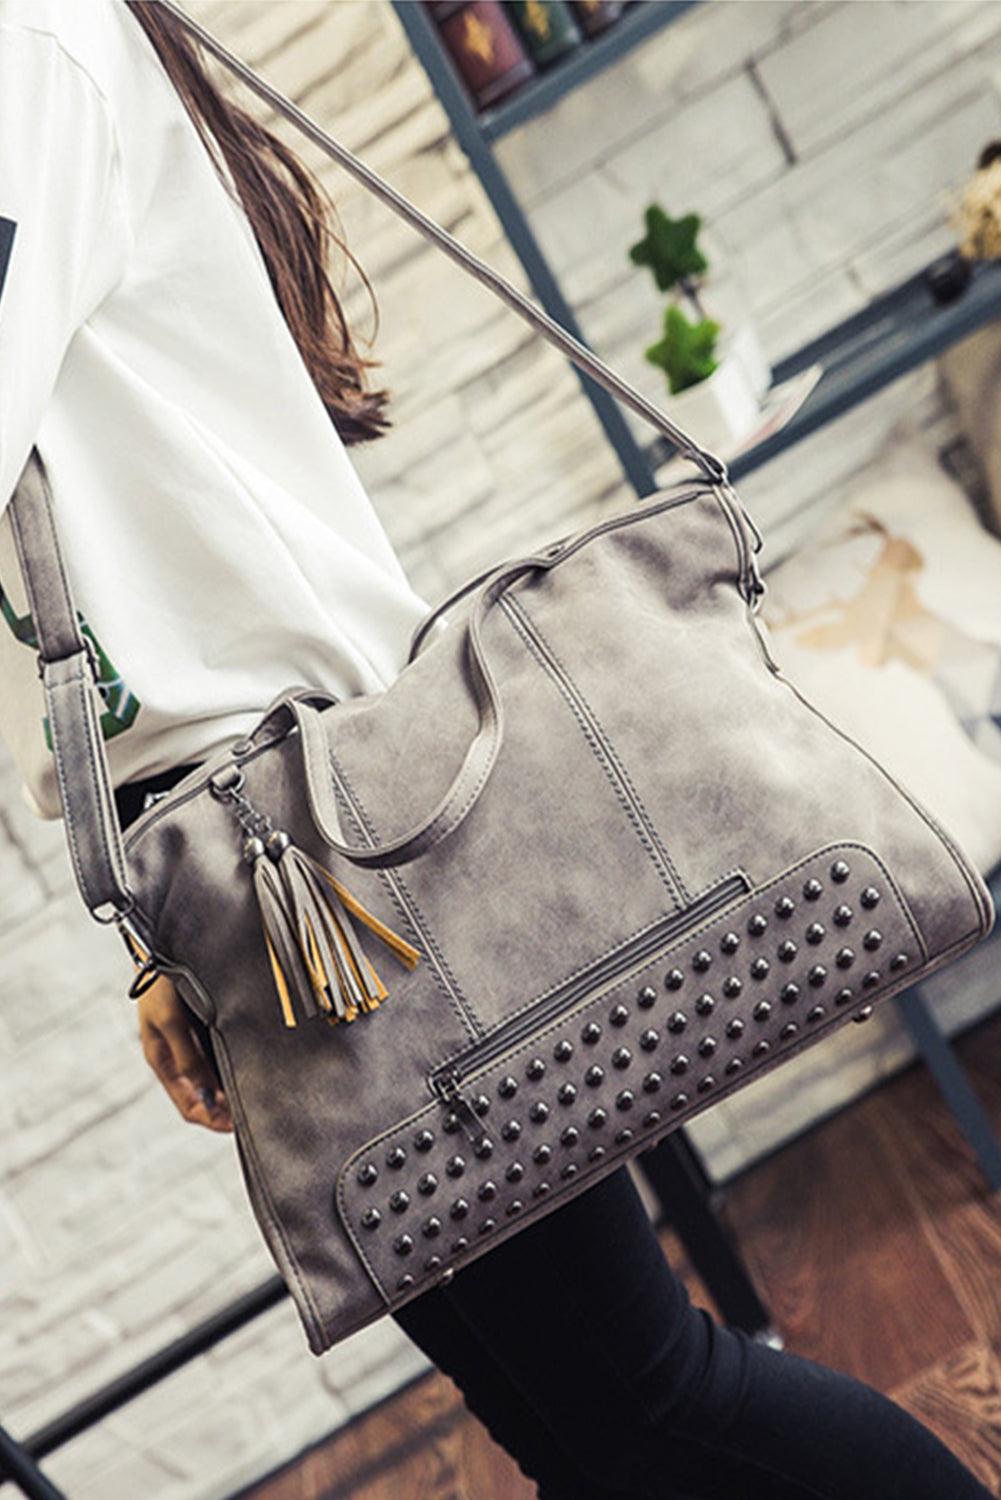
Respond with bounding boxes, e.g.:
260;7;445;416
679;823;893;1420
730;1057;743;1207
115;769;990;1500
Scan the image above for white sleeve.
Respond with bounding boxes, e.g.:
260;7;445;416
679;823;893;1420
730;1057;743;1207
0;24;133;510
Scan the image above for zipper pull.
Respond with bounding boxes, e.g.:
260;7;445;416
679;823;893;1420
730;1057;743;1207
431;1068;489;1149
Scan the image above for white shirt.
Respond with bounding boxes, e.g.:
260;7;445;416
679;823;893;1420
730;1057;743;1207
0;0;430;819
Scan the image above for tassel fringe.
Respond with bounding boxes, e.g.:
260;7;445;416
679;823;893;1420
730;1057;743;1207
246;829;420;1029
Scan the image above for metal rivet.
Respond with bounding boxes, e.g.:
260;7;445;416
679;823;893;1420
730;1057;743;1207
616;1089;635;1112
805;922;825;945
665;968;685;991
780;1021;798;1040
803;878;823;901
533;1144;552;1165
863;970;880;989
781;982;800;1004
357;1163;378;1187
478;1180;497;1202
507;1200;523;1217
670;1091;689;1110
723;975;743;998
808;964;827;988
418;1173;438;1196
612;1046;632;1070
588;1145;606;1162
414;1129;435;1153
506;1161;524;1183
394;1233;414;1257
860;886;881;909
588;1106;608;1129
670;1053;690;1074
638;984;658;1008
554;1039;574;1062
752;1038;770;1058
643;1070;663;1093
807;1004;825;1022
446;1155;465;1178
501;1119;521;1142
748;913;768;936
615;1127;634;1145
498;1075;518;1099
453;1235;469;1251
725;1017;745;1039
480;1217;496;1234
724;1057;742;1076
561;1162;579;1181
585;1064;605;1087
609;1004;629;1027
472;1095;490;1117
526;1058;546;1080
751;957;770;981
778;939;797;963
443;1112;461;1135
890;952;908;972
667;1010;687;1033
397;1273;415;1291
425;1254;443;1272
640;1027;659;1051
721;931;741;955
450;1198;469;1219
643;1109;662;1127
423;1217;442;1239
863;929;883;951
753;1000;771;1022
693;949;712;972
831;859;851;883
835;986;853;1005
386;1146;406;1169
836;946;855;969
582;1021;602;1045
474;1137;494;1159
697;1076;714;1093
529;1100;550;1124
558;1083;577;1106
561;1126;580;1147
695;993;715;1016
775;895;796;919
361;1207;381;1230
834;903;853;927
533;1181;551;1198
698;1035;717;1057
853;1004;874;1023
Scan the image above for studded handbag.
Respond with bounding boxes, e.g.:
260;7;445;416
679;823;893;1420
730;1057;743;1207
8;2;994;1356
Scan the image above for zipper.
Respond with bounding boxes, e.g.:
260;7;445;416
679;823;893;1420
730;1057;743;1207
430;871;747;1123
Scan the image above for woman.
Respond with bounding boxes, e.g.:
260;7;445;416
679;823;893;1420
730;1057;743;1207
0;3;991;1497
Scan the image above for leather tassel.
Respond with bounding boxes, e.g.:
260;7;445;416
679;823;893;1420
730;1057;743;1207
250;844;318;1027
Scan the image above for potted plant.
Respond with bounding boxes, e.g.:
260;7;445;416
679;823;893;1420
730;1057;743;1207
629;204;768;452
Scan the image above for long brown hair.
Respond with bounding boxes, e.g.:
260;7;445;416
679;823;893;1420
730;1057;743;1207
129;2;390;445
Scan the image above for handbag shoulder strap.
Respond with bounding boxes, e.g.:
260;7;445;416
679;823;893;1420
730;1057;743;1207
7;0;733;925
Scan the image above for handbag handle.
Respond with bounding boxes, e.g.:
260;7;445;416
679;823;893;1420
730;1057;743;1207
8;1;736;920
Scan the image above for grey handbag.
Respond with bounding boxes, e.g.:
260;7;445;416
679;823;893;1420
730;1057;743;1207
8;2;994;1356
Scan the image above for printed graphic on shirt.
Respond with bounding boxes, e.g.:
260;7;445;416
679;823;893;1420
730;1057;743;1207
0;577;141;749
0;215;15;303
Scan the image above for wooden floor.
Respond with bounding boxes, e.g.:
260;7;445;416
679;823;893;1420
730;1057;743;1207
245;1012;1001;1499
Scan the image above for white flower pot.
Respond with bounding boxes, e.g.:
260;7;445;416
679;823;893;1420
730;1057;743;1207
663;345;761;455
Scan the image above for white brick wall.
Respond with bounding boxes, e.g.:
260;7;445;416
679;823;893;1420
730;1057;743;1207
3;3;1000;1496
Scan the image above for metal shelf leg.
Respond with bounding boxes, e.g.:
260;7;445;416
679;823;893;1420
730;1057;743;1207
0;1424;67;1500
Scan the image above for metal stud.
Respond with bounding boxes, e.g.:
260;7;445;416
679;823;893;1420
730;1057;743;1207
775;895;796;919
806;1004;825;1023
862;970;880;989
498;1075;518;1099
609;1004;629;1027
780;982;800;1005
616;1089;635;1112
670;1053;690;1074
724;1057;742;1076
834;903;853;927
361;1207;381;1231
835;987;853;1006
643;1071;663;1093
853;1004;874;1023
780;1021;798;1040
446;1155;466;1178
695;993;715;1017
386;1146;407;1169
397;1273;415;1291
533;1181;551;1198
863;929;883;951
557;1083;577;1106
414;1129;435;1152
533;1143;552;1165
423;1217;442;1239
721;931;741;955
836;946;855;969
561;1126;580;1148
561;1163;579;1181
588;1106;608;1129
805;922;825;945
670;1091;689;1110
640;1027;660;1051
585;1064;605;1087
450;1198;469;1219
472;1095;490;1117
612;1046;632;1069
357;1163;378;1187
808;964;827;988
588;1145;607;1163
752;1039;770;1058
480;1217;496;1234
507;1200;524;1217
478;1180;497;1202
890;952;908;972
667;1010;687;1033
526;1057;546;1080
394;1233;414;1257
474;1137;494;1159
425;1255;443;1272
831;859;851;883
698;1035;717;1057
643;1109;662;1127
443;1112;461;1135
693;949;713;973
723;975;743;998
665;968;685;991
418;1173;438;1196
753;1000;771;1022
748;913;768;937
554;1039;574;1062
726;1017;745;1039
778;939;798;963
860;886;881;909
506;1162;524;1183
453;1235;469;1252
697;1076;714;1094
638;984;658;1008
529;1100;550;1124
582;1021;602;1045
501;1119;521;1142
615;1127;634;1145
803;878;823;901
751;957;770;981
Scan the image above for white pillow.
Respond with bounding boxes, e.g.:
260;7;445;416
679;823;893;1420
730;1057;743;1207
759;436;1001;877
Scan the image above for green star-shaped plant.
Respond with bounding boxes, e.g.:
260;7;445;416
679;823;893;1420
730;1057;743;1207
645;303;720;395
629;205;708;293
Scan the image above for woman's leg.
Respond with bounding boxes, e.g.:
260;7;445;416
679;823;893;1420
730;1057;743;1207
395;1164;992;1500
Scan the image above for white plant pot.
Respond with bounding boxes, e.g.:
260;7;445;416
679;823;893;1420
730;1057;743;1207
663;347;761;456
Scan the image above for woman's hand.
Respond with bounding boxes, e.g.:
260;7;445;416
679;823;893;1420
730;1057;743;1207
138;973;233;1132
